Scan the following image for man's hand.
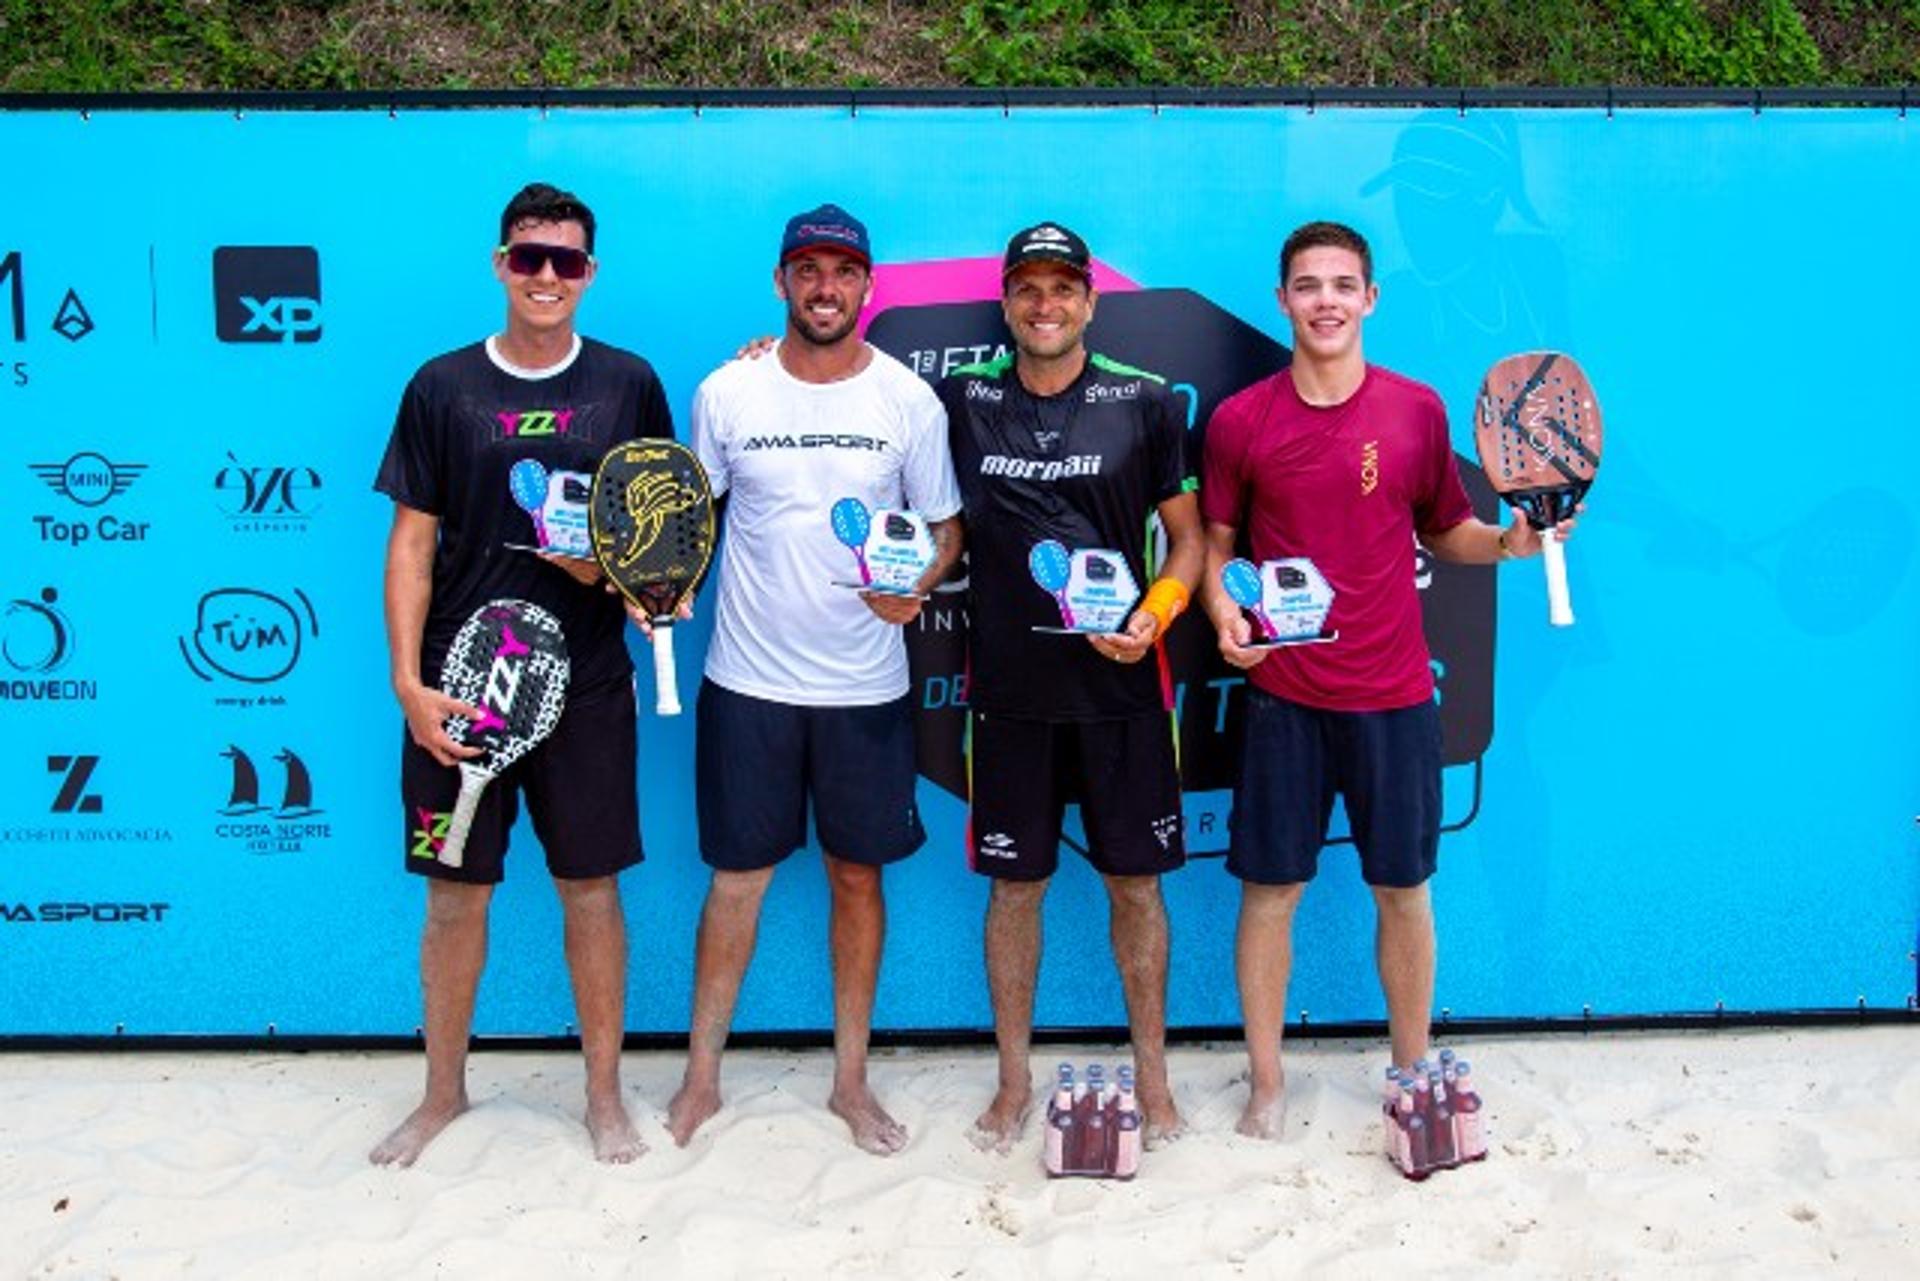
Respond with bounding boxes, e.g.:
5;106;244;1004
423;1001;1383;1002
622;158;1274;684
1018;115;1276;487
397;681;484;767
735;336;777;361
1089;610;1158;664
621;593;695;639
860;589;924;626
1500;502;1585;559
1213;611;1271;670
539;552;605;587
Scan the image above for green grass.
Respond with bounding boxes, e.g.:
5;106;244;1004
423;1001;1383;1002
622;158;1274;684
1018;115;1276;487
0;1;1913;93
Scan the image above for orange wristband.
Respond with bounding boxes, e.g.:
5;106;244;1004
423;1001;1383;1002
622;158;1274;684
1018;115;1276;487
1139;577;1190;635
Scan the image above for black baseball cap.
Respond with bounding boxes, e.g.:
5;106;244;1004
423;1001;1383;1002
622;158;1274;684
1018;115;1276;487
1001;222;1091;281
779;203;871;266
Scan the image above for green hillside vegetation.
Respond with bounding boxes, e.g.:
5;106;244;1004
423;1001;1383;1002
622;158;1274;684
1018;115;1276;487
1;1;1915;93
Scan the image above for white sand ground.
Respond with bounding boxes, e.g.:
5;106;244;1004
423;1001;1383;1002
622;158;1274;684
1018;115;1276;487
2;1028;1916;1279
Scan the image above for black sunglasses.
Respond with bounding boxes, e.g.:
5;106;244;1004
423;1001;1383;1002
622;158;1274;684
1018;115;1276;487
498;242;594;280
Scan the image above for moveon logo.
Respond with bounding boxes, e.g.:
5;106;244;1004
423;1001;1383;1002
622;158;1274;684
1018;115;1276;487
2;586;96;702
213;246;322;344
979;454;1103;482
179;587;318;683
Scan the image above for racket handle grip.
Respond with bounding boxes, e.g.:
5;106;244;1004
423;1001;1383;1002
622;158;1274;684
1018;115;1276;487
439;770;485;870
652;622;681;716
1542;526;1574;627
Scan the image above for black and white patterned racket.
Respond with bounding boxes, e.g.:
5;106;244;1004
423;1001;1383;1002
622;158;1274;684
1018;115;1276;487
436;599;569;868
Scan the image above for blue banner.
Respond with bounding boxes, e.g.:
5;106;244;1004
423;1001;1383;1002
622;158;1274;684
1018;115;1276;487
2;105;1915;1035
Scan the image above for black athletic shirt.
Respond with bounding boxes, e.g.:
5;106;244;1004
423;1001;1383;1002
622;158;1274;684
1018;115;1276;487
373;337;675;696
938;351;1192;721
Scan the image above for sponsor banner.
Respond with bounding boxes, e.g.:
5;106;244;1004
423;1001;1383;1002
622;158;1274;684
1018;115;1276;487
0;105;1913;1037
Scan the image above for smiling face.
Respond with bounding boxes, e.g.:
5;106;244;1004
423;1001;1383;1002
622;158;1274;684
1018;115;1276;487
494;217;595;339
1002;261;1096;364
775;248;871;348
1276;244;1377;365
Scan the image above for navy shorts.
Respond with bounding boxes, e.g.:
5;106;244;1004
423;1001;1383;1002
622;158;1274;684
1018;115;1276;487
967;710;1185;882
696;679;925;871
1227;689;1440;889
401;678;643;885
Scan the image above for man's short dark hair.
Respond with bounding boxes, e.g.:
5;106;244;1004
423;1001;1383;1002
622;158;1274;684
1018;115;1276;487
499;182;596;254
1278;221;1372;285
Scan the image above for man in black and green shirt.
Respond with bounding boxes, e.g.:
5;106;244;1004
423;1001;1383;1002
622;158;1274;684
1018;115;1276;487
938;223;1204;1151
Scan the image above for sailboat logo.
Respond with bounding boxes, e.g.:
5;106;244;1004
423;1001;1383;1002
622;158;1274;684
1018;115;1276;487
218;746;322;818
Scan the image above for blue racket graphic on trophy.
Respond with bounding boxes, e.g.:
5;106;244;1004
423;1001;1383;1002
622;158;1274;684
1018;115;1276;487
831;497;874;587
509;458;550;548
1221;557;1277;641
1029;539;1076;629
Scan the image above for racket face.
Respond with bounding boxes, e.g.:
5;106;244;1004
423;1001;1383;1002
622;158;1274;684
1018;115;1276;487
1475;352;1603;526
440;599;570;772
508;459;549;514
1029;539;1071;593
830;497;872;548
590;439;715;618
1220;558;1262;608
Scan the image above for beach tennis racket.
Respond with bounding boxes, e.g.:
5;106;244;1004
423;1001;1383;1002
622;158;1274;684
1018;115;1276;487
436;599;570;869
1221;558;1278;641
589;439;714;716
508;459;550;547
1029;539;1076;629
1475;352;1603;627
831;496;873;586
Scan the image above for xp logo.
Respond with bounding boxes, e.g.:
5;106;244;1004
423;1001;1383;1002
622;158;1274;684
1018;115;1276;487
212;246;322;344
29;452;145;507
214;452;322;526
4;587;71;673
218;746;321;819
47;754;102;814
179;587;318;683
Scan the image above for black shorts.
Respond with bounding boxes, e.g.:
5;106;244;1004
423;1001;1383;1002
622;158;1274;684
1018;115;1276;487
967;710;1185;882
401;678;643;885
696;679;925;871
1227;689;1440;889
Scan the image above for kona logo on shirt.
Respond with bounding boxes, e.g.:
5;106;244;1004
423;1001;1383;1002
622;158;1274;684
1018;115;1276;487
1085;381;1141;404
741;433;886;452
495;409;575;439
979;454;1103;482
1360;440;1380;496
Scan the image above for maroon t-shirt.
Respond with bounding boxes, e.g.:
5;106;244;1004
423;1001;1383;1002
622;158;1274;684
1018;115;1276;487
1201;365;1473;712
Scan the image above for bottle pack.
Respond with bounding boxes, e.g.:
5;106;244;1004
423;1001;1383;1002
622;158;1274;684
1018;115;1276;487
1383;1048;1488;1181
1043;1061;1144;1179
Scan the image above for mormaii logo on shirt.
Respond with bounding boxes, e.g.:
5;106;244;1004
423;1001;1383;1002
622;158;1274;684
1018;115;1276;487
979;454;1103;482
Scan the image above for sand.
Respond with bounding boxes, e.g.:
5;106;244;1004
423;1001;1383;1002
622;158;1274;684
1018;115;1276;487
4;1027;1917;1278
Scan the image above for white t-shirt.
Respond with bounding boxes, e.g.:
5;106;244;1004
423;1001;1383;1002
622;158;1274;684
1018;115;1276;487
693;344;961;706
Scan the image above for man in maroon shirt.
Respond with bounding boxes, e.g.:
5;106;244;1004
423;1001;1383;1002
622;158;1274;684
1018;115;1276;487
1199;220;1572;1138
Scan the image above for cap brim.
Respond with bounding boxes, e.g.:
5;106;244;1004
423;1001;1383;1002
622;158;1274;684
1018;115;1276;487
781;243;871;267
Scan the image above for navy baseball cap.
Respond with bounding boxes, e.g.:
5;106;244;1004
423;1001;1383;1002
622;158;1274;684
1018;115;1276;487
779;203;871;266
1002;222;1091;280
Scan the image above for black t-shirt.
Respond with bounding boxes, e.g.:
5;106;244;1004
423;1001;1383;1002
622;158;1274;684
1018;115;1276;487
373;337;675;695
938;351;1191;721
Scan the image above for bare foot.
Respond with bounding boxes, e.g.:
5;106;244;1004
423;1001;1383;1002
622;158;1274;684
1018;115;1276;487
828;1082;908;1156
369;1095;468;1167
666;1079;722;1148
1235;1082;1287;1140
967;1081;1032;1155
1138;1083;1185;1150
587;1092;646;1164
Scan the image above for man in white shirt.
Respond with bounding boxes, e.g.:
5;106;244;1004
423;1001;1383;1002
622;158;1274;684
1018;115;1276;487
668;204;963;1155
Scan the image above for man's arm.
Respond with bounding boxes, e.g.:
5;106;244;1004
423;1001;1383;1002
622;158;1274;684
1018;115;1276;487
1091;490;1203;663
1424;508;1581;565
384;503;481;766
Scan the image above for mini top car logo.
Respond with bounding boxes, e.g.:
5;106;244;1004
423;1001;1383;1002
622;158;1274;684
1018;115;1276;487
180;587;318;683
29;452;146;507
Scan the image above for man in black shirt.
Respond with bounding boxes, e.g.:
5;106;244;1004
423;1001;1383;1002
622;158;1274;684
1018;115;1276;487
371;183;673;1166
938;223;1205;1151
